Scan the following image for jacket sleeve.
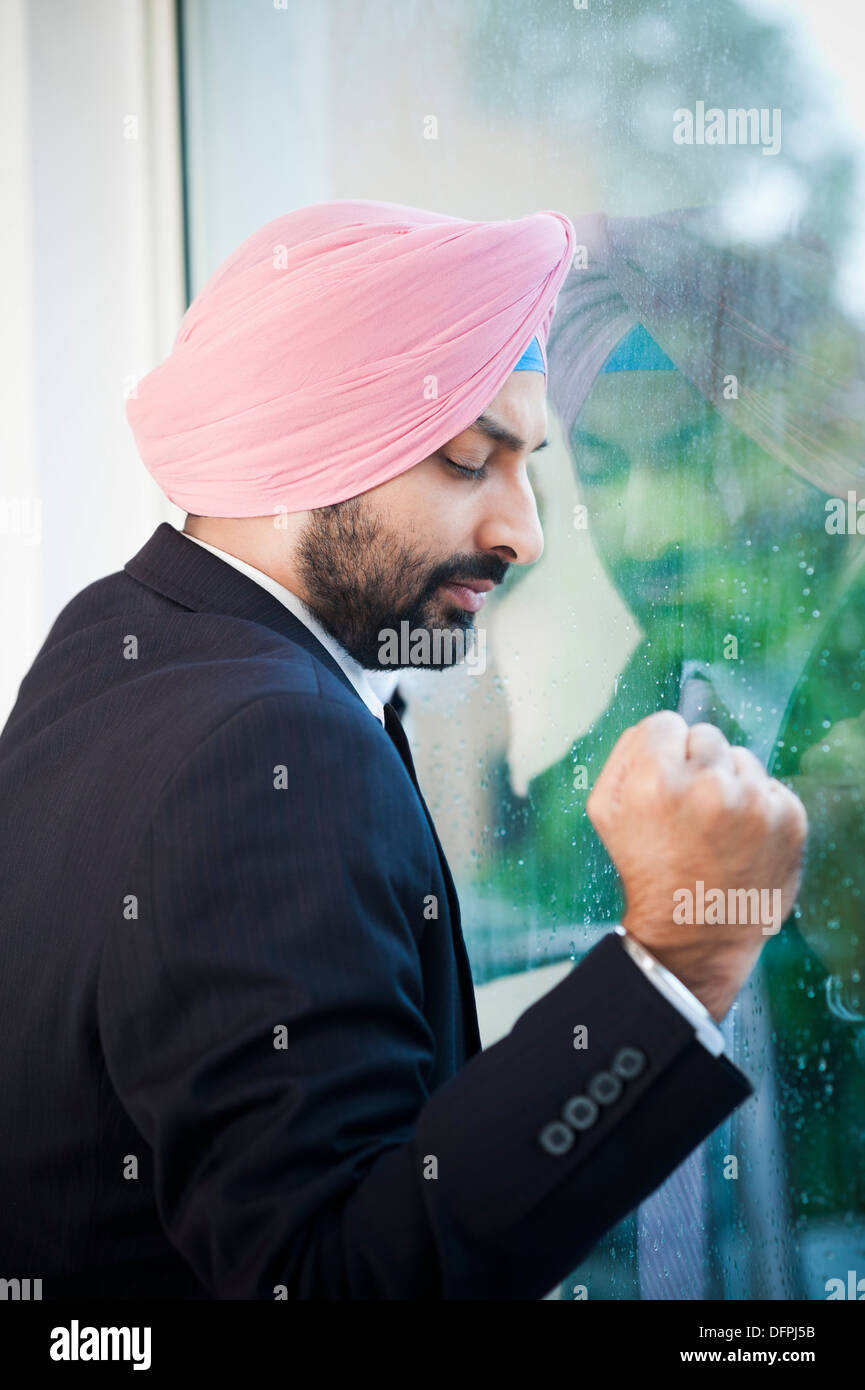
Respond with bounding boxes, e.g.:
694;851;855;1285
97;693;753;1300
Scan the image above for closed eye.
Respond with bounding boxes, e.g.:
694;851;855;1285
569;428;629;482
439;454;489;480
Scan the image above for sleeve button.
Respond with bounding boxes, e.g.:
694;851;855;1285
562;1094;599;1130
611;1046;647;1080
587;1070;623;1105
538;1121;575;1156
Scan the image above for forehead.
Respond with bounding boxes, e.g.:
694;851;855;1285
453;369;548;451
577;371;711;444
584;369;712;428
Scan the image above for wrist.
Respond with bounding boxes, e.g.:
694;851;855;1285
621;924;757;1023
656;965;738;1024
617;928;727;1048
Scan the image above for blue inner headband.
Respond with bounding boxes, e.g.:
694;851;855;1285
512;335;545;374
601;322;676;373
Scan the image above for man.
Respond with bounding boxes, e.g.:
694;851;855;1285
0;200;806;1300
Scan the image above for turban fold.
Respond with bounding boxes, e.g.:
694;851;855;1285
128;199;576;516
546;207;865;498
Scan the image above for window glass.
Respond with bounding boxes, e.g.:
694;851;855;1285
181;0;865;1300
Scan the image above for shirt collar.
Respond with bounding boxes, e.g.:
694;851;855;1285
181;531;387;726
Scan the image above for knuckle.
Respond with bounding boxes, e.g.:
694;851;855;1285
741;796;770;837
738;778;767;816
639;709;684;737
731;745;765;779
689;720;728;746
586;785;607;827
686;724;736;772
687;769;731;820
632;769;668;808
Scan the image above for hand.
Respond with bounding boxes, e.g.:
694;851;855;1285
586;711;808;1021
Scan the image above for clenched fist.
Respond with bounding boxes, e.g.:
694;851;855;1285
587;711;808;1022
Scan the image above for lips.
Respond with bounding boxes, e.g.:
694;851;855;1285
438;579;494;613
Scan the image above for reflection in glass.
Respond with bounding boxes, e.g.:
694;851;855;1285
479;207;865;1297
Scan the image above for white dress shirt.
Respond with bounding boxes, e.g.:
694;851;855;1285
180;528;725;1055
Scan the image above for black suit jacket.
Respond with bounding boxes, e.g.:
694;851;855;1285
0;523;753;1299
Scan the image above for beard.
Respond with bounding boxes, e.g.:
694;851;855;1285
294;494;507;669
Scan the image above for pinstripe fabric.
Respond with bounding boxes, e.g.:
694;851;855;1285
0;524;754;1299
637;1146;708;1299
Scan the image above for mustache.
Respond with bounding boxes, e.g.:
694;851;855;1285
418;552;510;600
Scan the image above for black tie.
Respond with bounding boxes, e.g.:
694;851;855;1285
383;701;421;788
386;700;428;800
382;702;483;1057
383;701;452;878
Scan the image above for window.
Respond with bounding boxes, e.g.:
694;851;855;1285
180;0;865;1299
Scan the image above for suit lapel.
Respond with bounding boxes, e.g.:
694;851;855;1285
127;524;482;1056
125;523;359;701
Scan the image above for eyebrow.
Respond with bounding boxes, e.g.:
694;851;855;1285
469;411;549;454
570;415;718;452
570;426;611;448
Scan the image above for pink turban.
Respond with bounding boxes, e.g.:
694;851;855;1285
127;199;576;516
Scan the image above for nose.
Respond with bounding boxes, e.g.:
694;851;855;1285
620;464;686;559
473;470;544;566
